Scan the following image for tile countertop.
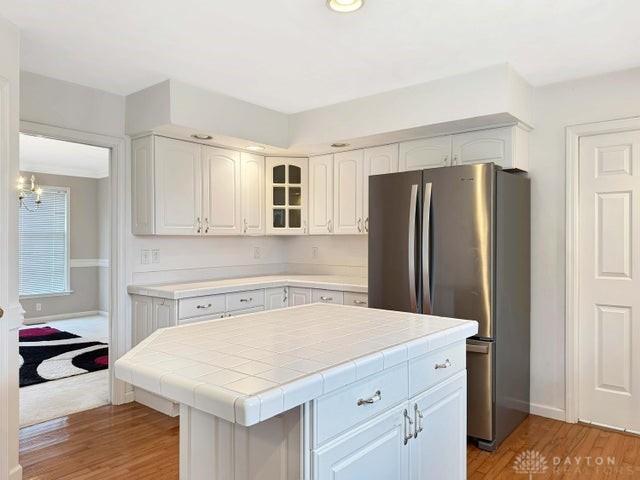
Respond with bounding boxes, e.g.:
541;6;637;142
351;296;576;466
127;274;368;299
115;303;478;426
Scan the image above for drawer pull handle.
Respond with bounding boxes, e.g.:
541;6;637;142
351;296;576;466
353;300;367;305
320;296;333;302
403;409;414;445
414;403;424;438
196;303;212;309
357;390;381;406
434;359;451;369
240;298;253;303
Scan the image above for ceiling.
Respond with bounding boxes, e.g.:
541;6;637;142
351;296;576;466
1;0;639;113
19;134;110;178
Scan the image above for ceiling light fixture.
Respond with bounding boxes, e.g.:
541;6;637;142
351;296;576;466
246;145;266;152
331;142;350;148
191;134;213;141
327;0;364;13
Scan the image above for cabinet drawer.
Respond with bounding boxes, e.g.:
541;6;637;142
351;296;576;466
226;289;265;312
311;289;344;305
343;292;368;307
313;362;408;446
179;294;226;320
408;342;465;397
227;305;264;317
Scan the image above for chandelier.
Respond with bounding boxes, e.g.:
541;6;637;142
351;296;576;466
17;174;43;212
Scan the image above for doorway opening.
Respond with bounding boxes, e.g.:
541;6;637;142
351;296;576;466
17;133;112;426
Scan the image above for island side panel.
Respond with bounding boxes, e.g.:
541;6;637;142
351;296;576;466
180;404;303;480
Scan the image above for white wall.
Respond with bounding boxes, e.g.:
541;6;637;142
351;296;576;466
529;66;640;418
285;235;367;278
0;13;22;480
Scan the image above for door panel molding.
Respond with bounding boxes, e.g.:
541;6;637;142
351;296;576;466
566;116;640;424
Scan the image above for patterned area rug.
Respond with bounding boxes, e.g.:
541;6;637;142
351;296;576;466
19;326;109;387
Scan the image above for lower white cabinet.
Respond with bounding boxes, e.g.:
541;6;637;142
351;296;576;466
265;287;289;310
311;289;344;305
313;405;409;480
289;287;313;306
312;364;467;480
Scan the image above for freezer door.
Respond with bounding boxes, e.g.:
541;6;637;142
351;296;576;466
368;171;422;313
423;163;495;338
466;339;494;443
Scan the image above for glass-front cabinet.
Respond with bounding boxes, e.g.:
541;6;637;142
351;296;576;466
265;157;308;235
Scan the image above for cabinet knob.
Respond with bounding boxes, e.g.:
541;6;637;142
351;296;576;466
403;409;414;445
196;217;202;234
196;303;212;309
0;306;3;318
353;300;367;305
319;296;333;302
364;217;369;233
240;298;253;303
204;218;209;234
357;390;381;406
243;218;248;234
414;403;424;438
357;217;363;233
434;359;451;369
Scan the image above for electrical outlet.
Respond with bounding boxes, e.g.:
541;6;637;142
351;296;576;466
141;249;150;265
312;247;319;259
151;249;160;264
35;303;42;312
253;247;261;259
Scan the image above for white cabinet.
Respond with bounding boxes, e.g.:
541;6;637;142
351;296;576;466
343;291;368;307
313;405;409;480
399;136;451;172
265;157;308;235
363;144;399;232
309;155;334;235
131;136;155;235
202;146;242;235
241;152;265;235
289;287;312;306
265;287;289;310
451;125;528;170
409;373;466;480
333;150;364;235
154;136;203;235
311;289;344;305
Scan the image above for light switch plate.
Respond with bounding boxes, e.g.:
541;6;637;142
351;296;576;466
141;249;150;265
312;247;319;259
151;249;160;264
253;247;261;259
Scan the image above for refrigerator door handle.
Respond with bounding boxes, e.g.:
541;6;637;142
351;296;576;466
422;182;433;314
408;184;419;313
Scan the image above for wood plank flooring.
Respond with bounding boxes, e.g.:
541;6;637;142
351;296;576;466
20;402;640;479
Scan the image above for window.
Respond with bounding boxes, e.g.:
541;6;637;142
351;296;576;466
19;186;70;297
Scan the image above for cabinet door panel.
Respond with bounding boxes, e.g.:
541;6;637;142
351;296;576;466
241;152;265;235
334;150;364;235
266;157;309;235
131;136;155;234
410;372;466;480
154;137;202;235
452;127;511;167
313;405;409;480
399;137;451;172
203;147;241;235
289;287;312;306
363;144;399;229
309;155;334;235
265;287;289;310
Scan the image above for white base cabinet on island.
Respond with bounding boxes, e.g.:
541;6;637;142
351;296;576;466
115;304;477;480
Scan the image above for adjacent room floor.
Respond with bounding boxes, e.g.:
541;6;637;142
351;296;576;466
19;403;640;480
20;315;110;427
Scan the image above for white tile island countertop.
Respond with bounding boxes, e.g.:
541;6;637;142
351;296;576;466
115;303;477;426
126;274;367;299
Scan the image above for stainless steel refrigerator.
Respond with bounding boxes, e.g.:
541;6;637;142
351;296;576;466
368;163;530;451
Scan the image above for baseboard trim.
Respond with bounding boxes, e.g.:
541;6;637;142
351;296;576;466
98;310;109;317
23;310;101;325
530;402;566;422
9;464;23;480
134;388;179;417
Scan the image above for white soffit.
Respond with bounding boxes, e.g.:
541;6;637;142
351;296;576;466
3;0;640;114
19;134;110;179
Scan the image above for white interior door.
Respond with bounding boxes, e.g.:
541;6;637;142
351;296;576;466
578;130;640;433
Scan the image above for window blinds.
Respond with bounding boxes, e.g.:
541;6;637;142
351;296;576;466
19;186;69;296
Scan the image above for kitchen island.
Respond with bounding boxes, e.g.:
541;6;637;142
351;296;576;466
115;303;477;480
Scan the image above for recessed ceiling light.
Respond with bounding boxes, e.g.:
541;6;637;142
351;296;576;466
331;142;350;148
191;133;213;140
327;0;364;13
246;145;266;151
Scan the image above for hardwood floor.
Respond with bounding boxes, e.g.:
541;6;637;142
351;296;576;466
20;403;640;479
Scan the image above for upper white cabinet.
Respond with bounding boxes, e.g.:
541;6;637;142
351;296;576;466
131;135;262;236
265;157;309;235
333;150;364;235
154;136;203;236
399;136;451;172
202;146;242;235
451;125;528;170
309;154;334;235
241;152;265;235
363;144;399;232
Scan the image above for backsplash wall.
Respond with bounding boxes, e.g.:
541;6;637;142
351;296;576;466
284;235;368;278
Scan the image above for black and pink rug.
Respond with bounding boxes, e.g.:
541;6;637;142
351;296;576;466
19;326;109;387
